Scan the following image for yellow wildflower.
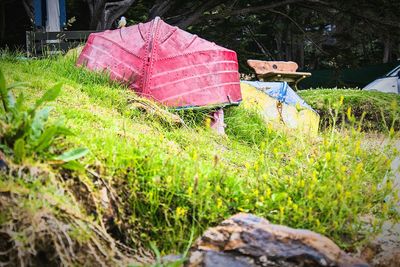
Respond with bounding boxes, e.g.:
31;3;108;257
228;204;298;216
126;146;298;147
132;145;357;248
312;170;318;183
340;165;347;173
215;184;221;192
204;117;211;128
339;95;344;105
253;189;259;196
347;106;352;120
287;197;293;206
279;206;285;219
325;152;331;161
176;207;187;217
265;187;271;198
254;161;259;171
217;199;223;209
187;186;193;197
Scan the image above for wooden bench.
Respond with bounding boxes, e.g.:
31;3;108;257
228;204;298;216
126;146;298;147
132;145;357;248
247;60;311;90
25;30;99;57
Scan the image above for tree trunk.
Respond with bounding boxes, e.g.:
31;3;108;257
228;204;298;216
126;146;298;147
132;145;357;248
84;0;136;30
285;25;291;61
383;35;390;63
299;35;305;69
84;0;106;30
149;0;173;20
245;26;271;59
22;0;34;26
284;4;292;61
275;31;283;60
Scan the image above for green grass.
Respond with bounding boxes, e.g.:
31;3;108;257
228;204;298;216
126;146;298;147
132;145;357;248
299;89;400;132
0;55;399;264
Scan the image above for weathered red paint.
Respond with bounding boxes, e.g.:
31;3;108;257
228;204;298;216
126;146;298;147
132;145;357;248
77;17;242;108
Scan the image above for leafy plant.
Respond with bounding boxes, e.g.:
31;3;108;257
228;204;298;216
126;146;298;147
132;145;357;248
0;69;87;164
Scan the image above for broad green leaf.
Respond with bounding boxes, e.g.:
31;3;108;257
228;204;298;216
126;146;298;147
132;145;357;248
62;160;85;172
0;69;9;111
30;106;52;140
34;126;58;152
35;83;62;108
56;126;75;136
55;147;89;162
0;69;5;95
13;138;25;163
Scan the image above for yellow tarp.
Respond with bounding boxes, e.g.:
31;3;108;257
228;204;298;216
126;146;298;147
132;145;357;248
240;82;319;136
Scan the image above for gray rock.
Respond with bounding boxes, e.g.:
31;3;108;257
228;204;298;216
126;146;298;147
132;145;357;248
186;213;369;267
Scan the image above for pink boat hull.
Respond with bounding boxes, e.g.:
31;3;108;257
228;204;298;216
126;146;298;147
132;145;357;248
77;17;242;108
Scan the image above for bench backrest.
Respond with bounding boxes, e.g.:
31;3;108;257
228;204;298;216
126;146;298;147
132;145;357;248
247;60;299;74
26;30;98;57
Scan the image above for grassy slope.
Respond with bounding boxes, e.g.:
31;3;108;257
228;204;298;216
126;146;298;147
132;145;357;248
299;89;400;131
1;55;398;260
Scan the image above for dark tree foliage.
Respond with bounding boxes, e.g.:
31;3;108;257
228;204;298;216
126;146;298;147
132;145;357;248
13;0;400;72
118;0;400;72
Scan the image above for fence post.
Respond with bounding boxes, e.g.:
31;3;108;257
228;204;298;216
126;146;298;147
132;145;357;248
26;31;33;57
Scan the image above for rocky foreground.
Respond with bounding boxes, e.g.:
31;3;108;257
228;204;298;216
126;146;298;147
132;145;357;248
184;213;368;267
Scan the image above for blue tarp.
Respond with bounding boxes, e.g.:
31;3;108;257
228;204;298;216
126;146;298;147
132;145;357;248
241;81;315;111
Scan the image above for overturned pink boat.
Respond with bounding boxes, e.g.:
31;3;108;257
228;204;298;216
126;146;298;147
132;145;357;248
77;17;242;108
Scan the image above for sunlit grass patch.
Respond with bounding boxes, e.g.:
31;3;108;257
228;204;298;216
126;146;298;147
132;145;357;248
300;89;400;132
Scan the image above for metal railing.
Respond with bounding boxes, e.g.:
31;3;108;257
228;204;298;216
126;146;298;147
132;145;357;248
26;30;99;57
